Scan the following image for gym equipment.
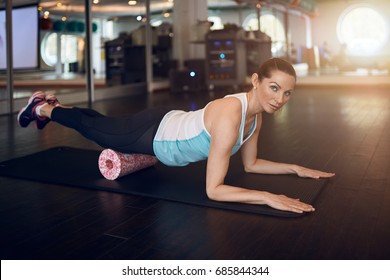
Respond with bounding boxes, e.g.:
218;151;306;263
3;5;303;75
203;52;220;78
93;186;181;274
98;149;158;180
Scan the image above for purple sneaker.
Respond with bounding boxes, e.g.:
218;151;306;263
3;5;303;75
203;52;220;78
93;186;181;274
35;113;51;130
34;93;61;130
33;93;62;130
45;93;61;107
17;91;46;128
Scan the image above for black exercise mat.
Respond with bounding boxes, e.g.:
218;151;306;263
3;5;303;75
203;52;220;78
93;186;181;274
0;147;328;217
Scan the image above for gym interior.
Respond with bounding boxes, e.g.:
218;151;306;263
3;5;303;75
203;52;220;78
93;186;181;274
1;0;390;260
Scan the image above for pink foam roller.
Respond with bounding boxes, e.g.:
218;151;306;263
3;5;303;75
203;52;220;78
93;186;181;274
98;149;158;180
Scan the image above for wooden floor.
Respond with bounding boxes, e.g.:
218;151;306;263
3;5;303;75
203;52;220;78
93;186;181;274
1;85;390;260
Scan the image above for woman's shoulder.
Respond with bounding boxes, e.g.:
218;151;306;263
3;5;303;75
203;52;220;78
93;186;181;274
204;95;243;131
223;92;247;99
209;94;243;114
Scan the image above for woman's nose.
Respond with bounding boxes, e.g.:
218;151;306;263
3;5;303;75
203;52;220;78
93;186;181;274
275;92;284;105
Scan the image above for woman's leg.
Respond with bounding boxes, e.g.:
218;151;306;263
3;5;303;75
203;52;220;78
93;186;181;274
48;106;168;155
18;92;168;155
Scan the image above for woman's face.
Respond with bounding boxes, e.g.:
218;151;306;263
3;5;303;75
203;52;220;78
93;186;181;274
254;70;296;113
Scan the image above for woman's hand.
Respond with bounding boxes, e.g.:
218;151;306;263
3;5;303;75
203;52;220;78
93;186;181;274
293;165;335;179
264;192;315;213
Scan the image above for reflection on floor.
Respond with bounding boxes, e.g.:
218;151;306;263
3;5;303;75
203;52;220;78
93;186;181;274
0;72;173;95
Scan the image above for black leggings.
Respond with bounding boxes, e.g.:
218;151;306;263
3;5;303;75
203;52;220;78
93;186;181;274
51;107;169;155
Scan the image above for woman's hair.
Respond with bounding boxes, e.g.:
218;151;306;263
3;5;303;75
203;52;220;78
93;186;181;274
256;57;296;81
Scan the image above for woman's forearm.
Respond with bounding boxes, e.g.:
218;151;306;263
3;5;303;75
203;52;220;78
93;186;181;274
244;158;298;175
207;184;268;204
206;184;315;213
244;159;335;179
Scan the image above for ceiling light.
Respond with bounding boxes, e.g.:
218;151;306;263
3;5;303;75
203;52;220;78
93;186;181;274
93;0;100;4
43;11;50;19
128;0;137;5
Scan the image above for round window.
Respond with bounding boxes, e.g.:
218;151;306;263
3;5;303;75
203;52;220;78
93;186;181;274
337;5;388;55
41;32;79;66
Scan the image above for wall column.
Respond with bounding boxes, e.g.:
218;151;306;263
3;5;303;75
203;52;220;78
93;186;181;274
85;0;95;107
5;0;14;114
303;14;312;48
172;0;208;69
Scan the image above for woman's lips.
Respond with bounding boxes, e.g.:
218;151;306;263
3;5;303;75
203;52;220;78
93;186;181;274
269;104;280;110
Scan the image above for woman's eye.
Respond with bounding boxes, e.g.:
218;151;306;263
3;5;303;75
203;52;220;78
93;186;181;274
284;91;292;97
270;86;278;92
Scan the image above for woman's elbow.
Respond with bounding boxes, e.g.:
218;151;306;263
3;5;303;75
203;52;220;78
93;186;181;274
241;156;258;173
243;163;256;173
206;187;220;201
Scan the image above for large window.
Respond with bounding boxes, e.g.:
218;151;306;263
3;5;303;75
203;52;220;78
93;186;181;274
242;13;285;54
337;5;388;56
0;5;39;70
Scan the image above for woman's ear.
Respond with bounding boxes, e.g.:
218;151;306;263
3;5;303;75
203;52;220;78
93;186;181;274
251;73;259;88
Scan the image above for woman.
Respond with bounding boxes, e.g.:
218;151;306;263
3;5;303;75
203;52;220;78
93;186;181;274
18;58;335;214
